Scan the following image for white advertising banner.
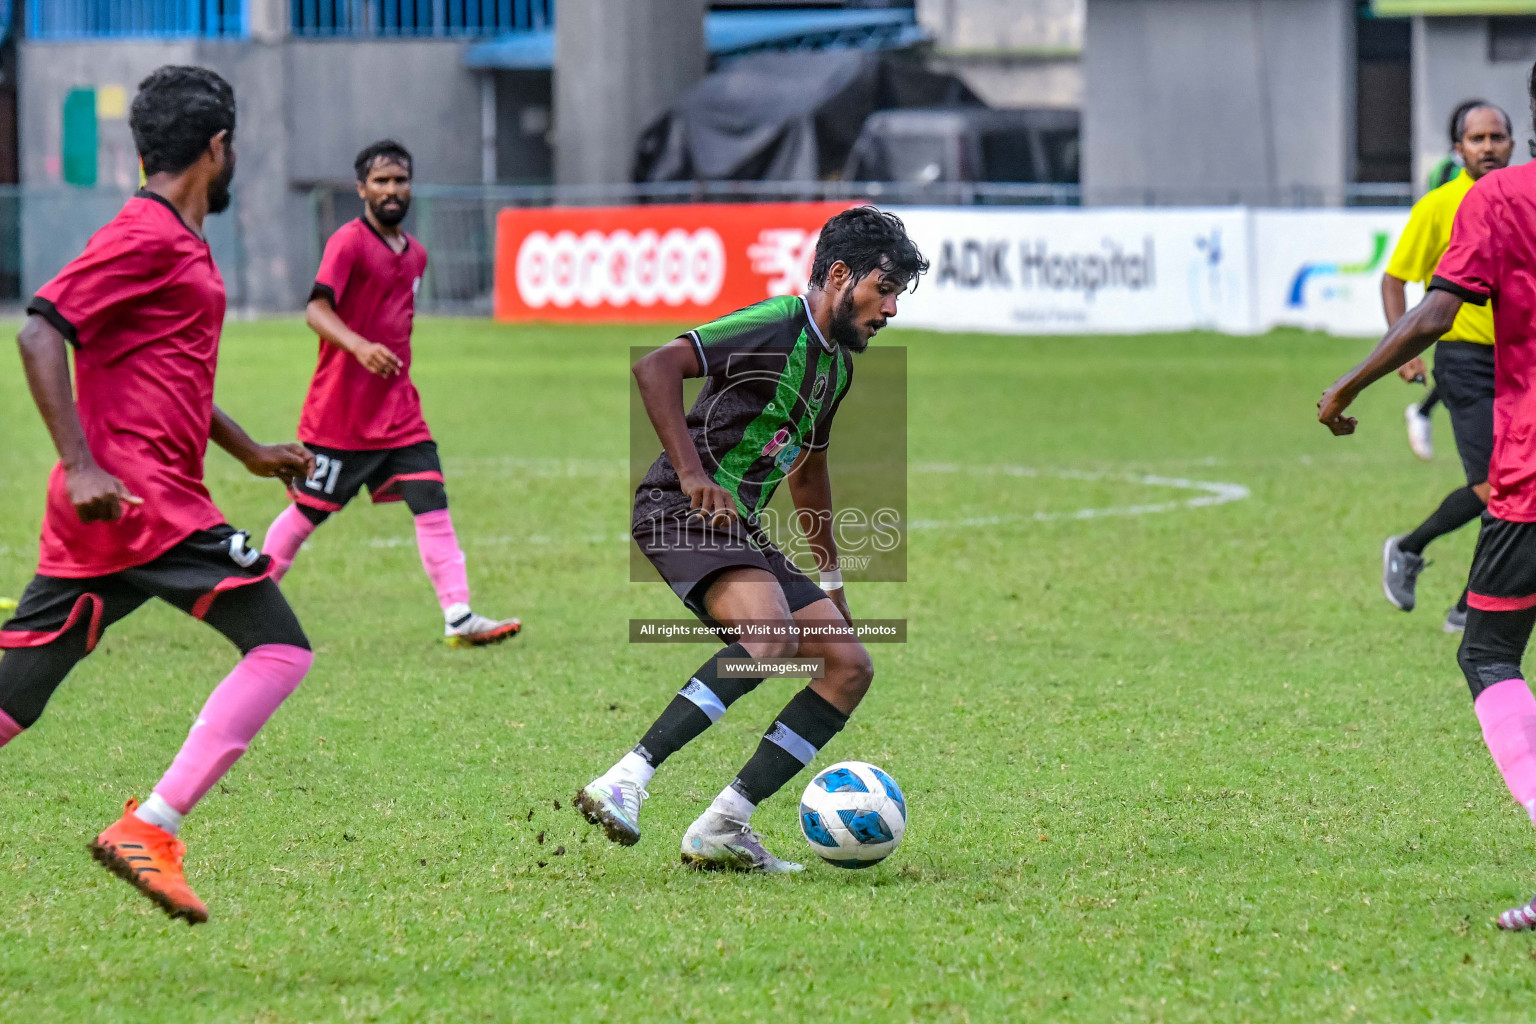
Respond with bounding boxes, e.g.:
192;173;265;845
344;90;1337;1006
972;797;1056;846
884;207;1253;335
1250;209;1411;337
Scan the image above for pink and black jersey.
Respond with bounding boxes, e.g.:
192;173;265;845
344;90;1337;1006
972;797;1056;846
26;190;227;578
298;219;431;450
1434;162;1536;521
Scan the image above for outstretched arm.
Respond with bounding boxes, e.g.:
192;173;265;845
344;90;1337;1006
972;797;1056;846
787;447;850;623
209;405;314;486
1319;288;1463;435
633;337;737;525
1381;272;1428;383
305;296;401;376
16;314;141;522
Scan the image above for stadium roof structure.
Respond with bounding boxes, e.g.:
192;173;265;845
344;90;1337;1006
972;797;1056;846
464;8;928;71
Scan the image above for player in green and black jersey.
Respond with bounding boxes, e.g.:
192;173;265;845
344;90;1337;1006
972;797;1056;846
576;207;927;872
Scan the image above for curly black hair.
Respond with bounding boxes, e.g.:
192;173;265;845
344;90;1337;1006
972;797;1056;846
130;66;236;177
809;206;929;291
355;139;413;182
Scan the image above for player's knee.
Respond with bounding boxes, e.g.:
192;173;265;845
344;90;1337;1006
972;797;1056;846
1458;621;1524;700
741;636;798;660
256;643;314;686
829;642;874;699
0;641;86;729
296;503;330;527
207;581;312;655
401;480;448;516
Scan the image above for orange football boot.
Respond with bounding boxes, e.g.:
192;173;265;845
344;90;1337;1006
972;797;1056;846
89;799;208;925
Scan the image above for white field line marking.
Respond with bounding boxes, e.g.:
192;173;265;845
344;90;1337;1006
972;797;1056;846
907;462;1249;530
245;460;1252;556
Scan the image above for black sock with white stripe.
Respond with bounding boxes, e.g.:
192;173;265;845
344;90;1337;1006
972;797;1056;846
634;643;764;767
731;687;850;806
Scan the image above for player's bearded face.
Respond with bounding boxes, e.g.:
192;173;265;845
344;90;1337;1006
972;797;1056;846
830;268;900;353
207;139;235;215
370;191;410;226
829;289;867;352
365;161;413;227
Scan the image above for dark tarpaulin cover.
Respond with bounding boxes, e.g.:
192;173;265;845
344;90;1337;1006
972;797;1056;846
633;50;981;183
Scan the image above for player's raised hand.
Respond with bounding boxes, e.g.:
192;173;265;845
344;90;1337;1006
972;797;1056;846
354;340;402;377
66;462;142;522
243;443;316;485
681;469;738;526
1317;378;1359;436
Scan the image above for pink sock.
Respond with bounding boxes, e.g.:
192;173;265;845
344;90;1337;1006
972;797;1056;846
415;509;470;610
1475;677;1536;824
0;709;21;748
152;644;313;815
264;504;317;583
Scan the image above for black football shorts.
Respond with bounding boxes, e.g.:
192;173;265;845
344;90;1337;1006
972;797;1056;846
291;440;444;514
0;525;292;654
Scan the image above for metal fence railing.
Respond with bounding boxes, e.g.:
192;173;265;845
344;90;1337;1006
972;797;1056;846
292;0;553;37
26;0;246;38
0;181;1415;314
3;187;244;306
1082;182;1417;208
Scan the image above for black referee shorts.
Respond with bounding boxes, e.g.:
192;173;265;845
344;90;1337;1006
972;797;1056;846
1433;340;1494;487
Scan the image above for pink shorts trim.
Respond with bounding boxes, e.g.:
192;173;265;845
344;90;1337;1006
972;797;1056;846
0;593;105;652
1467;591;1536;612
370;470;444;504
290;487;344;513
190;563;277;620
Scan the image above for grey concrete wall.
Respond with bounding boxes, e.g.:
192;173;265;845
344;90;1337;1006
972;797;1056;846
553;0;707;185
18;35;490;309
1084;0;1354;205
918;0;1084;108
18;41;197;189
1412;16;1535;193
284;40;482;186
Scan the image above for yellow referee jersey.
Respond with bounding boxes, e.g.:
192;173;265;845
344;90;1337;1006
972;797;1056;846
1385;170;1494;345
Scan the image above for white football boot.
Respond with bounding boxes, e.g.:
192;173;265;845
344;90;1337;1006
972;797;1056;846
576;774;648;846
444;603;521;648
680;808;804;874
1405;402;1434;461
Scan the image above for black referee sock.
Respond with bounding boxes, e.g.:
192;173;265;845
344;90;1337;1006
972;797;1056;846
732;687;850;806
1400;486;1485;555
1419;386;1441;416
634;643;765;768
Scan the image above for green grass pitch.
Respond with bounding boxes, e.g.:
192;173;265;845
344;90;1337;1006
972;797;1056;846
2;319;1533;1021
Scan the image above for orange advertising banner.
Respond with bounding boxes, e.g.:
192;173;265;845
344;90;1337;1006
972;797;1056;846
492;202;855;323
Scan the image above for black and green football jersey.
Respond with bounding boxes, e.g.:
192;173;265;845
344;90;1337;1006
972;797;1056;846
634;294;853;527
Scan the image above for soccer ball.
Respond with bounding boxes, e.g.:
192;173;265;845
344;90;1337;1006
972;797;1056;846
798;760;907;868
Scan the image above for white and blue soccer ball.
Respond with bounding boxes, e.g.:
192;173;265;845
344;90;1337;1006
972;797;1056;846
799;760;907;868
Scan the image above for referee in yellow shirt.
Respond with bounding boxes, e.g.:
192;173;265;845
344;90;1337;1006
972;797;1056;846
1381;102;1513;633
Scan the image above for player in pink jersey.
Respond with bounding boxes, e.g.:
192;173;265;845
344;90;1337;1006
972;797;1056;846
260;140;518;648
1320;58;1536;930
0;67;316;924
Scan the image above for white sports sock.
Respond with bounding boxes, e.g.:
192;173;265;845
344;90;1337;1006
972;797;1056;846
133;792;184;836
709;783;756;824
612;750;656;789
